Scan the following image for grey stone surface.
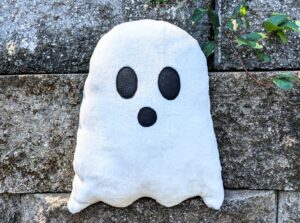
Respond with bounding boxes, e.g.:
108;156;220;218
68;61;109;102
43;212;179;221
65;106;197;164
278;192;300;223
0;74;85;193
0;0;123;74
211;71;300;190
20;190;275;223
0;0;211;74
122;0;211;43
1;72;300;193
0;194;22;223
215;0;300;70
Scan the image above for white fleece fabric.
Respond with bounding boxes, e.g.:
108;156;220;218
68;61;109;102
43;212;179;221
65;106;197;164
68;19;224;214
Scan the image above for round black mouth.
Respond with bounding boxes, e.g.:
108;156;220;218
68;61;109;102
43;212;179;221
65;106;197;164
138;107;157;127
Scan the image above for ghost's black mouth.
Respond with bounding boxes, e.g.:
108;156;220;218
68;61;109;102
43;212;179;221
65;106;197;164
138;107;157;127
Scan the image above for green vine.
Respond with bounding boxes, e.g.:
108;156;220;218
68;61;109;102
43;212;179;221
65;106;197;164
194;0;300;90
146;0;300;90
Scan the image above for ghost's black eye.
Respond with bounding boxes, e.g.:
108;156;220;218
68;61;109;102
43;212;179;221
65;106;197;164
116;67;138;99
158;67;180;100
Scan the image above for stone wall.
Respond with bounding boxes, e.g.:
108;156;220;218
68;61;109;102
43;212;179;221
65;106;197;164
0;0;299;222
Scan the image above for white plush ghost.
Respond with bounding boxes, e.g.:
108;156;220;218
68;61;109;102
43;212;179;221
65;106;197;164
68;19;224;214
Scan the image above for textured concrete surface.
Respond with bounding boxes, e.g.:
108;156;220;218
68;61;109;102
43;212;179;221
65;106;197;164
122;0;211;44
278;192;300;223
18;190;275;223
0;194;22;223
1;72;299;193
0;74;85;192
1;0;299;73
215;0;300;70
1;2;298;221
0;0;123;74
211;71;300;190
0;0;211;74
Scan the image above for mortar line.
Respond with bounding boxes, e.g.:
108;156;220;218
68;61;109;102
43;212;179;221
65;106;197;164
0;69;299;77
1;189;298;196
276;190;280;223
20;193;24;223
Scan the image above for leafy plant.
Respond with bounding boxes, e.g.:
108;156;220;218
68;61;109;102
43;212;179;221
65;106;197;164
226;1;249;31
191;7;219;57
145;0;300;90
190;0;300;90
264;14;300;44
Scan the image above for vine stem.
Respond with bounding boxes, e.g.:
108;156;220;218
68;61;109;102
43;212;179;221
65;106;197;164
223;30;274;88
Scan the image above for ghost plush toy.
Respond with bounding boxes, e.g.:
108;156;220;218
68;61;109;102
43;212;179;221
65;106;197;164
68;19;224;214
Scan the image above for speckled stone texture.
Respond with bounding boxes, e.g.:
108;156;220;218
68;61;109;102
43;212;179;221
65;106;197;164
0;74;86;192
0;194;22;223
0;0;211;74
278;192;300;223
122;0;211;45
0;0;123;74
18;190;275;223
215;0;300;70
211;72;300;190
1;72;299;193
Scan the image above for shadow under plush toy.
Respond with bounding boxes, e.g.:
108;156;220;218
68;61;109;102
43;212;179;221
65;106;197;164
68;19;224;214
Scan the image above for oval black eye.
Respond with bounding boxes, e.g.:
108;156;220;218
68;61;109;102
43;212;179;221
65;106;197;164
116;67;138;99
158;67;180;100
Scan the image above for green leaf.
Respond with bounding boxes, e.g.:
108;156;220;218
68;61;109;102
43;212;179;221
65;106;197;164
273;72;299;90
273;78;293;90
237;32;266;50
260;54;271;62
208;9;220;37
264;14;289;32
202;41;215;57
248;41;263;49
231;1;249;18
281;21;300;32
276;72;298;80
226;21;234;31
268;14;289;26
192;8;208;24
232;2;243;17
239;5;248;17
232;2;245;17
226;18;240;31
277;30;287;44
246;32;267;41
253;49;271;62
236;36;263;49
244;17;250;29
264;20;283;32
296;21;300;31
236;36;248;46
